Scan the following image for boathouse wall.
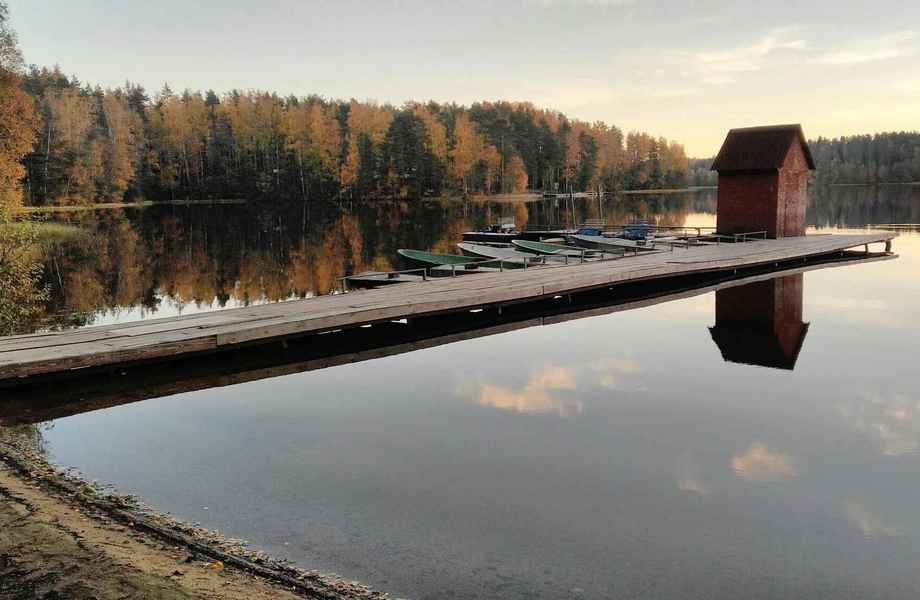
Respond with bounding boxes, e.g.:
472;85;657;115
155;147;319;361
712;124;815;239
777;142;810;237
715;171;780;238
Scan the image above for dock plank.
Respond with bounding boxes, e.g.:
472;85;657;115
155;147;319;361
0;233;896;382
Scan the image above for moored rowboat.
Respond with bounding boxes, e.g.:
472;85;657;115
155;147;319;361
569;234;659;252
397;248;481;268
511;239;609;257
456;242;549;267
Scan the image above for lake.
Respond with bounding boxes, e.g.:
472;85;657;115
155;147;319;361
4;185;920;599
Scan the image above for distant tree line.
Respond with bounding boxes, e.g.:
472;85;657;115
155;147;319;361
16;66;691;205
810;132;920;185
690;132;920;188
687;158;717;187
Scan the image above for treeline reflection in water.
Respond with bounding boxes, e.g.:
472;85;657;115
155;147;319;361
30;192;703;332
27;184;918;333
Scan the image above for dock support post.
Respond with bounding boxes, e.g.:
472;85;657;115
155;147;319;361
865;244;869;254
886;239;892;253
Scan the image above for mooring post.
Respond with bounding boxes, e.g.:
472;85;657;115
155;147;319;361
886;239;892;253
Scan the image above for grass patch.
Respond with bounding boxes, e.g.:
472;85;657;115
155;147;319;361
0;220;86;244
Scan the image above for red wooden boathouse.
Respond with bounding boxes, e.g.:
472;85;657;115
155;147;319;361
711;124;816;238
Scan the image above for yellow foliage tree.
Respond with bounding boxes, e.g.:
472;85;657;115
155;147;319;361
0;69;38;212
100;92;140;198
412;104;447;162
508;155;528;192
341;101;392;189
449;114;485;194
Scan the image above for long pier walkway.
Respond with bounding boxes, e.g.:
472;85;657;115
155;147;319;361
0;232;895;383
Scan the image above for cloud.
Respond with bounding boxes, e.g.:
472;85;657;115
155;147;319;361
844;500;901;538
838;392;920;457
529;0;637;6
691;29;808;80
477;365;582;416
815;31;916;66
731;442;797;482
677;455;709;495
533;78;626;111
589;357;641;390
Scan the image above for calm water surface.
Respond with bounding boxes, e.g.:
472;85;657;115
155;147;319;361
7;187;920;599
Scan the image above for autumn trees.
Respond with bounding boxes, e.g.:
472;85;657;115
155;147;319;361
3;0;691;206
0;2;45;334
0;2;38;214
11;71;690;205
0;69;37;212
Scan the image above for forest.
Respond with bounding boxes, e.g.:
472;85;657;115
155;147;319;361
684;132;920;188
16;66;691;206
809;132;920;185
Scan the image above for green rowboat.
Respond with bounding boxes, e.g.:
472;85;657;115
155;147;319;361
512;239;601;257
397;249;481;267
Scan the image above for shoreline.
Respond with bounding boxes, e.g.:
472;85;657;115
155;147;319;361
619;186;715;195
823;181;920;187
0;427;387;600
12;186;726;213
13;199;248;214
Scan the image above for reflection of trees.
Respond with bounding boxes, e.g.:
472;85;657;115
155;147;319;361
41;210;155;324
577;194;697;228
430;218;470;255
313;214;364;293
32;192;723;329
808;185;920;228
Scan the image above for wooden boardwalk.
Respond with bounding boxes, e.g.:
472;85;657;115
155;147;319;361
0;232;895;383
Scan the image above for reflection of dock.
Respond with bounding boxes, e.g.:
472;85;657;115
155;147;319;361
0;250;895;425
0;232;896;384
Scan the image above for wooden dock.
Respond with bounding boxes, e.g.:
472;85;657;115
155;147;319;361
0;249;895;425
0;233;895;384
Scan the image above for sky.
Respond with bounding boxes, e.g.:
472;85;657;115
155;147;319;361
8;0;920;156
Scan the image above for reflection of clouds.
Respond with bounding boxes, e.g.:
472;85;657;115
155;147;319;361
844;500;901;539
808;296;898;327
811;297;888;311
731;443;796;481
478;366;582;416
589;358;641;391
839;393;920;457
676;455;709;495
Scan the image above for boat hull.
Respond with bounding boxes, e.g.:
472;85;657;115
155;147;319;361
397;249;479;268
512;239;595;257
568;234;655;252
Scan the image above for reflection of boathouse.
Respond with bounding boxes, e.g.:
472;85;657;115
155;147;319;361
709;275;809;370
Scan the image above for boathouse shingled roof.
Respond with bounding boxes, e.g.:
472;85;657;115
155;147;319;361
710;124;816;172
